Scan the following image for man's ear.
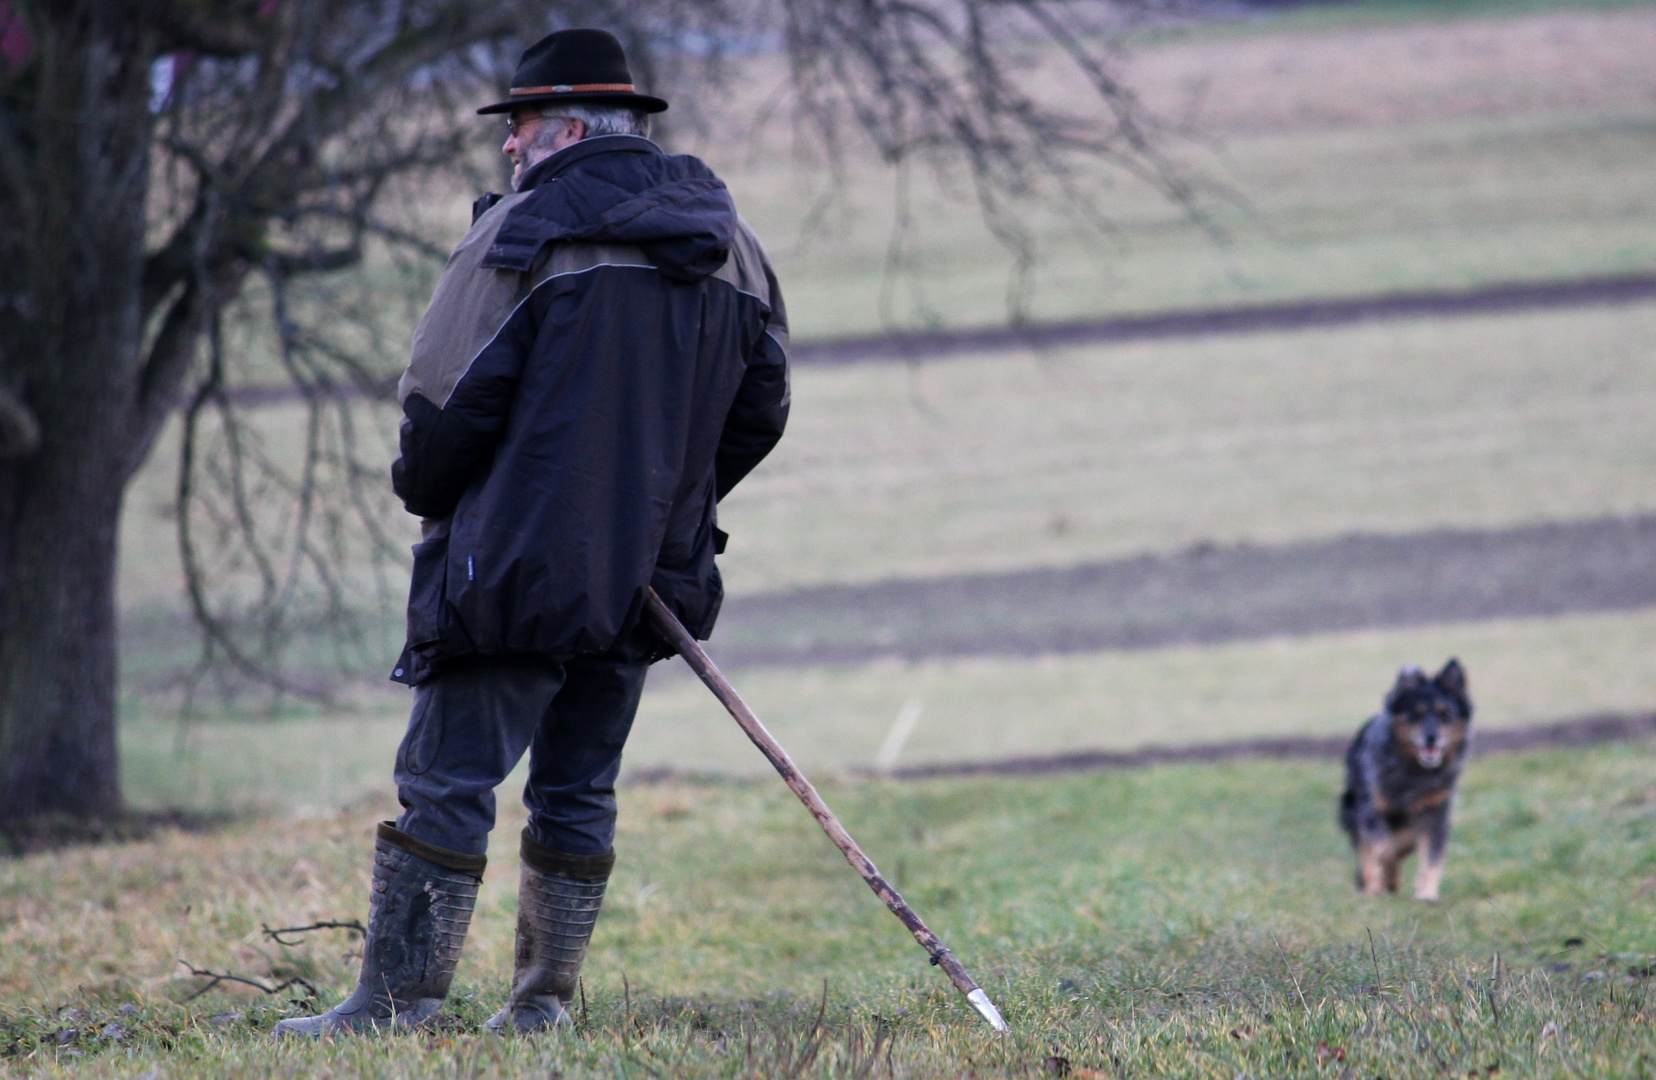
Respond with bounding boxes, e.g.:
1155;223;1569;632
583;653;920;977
1385;665;1426;714
1434;658;1471;718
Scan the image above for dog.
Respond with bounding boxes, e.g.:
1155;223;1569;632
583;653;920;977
1339;659;1472;901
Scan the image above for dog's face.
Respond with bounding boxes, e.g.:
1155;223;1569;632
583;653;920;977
1385;659;1472;770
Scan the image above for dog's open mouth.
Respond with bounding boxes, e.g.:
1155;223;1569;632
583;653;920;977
1415;745;1445;768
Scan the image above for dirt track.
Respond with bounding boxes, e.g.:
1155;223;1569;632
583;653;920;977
620;712;1656;786
790;273;1656;366
224;273;1656;406
709;514;1656;668
884;711;1656;780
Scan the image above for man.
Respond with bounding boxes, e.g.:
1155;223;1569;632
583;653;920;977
274;27;789;1037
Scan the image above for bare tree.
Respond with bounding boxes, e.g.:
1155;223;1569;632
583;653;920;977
0;0;1196;829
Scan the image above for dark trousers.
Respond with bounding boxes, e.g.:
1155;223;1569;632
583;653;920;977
392;652;649;859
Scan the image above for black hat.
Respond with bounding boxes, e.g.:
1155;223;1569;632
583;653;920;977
477;28;668;116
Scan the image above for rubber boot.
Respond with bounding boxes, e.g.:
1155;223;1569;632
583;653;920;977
484;829;613;1033
272;823;484;1038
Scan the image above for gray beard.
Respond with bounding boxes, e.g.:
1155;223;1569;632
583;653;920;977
513;125;568;190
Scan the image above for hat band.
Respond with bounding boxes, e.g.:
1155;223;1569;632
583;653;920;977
510;83;636;96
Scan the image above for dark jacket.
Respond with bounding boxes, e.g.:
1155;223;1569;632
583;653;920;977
390;135;789;684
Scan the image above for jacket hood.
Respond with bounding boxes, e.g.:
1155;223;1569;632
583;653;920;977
483;135;735;283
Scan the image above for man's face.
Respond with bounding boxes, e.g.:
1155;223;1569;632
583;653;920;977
502;108;584;188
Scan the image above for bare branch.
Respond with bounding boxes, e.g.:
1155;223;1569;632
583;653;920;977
261;919;366;946
177;960;319;1003
175;311;333;703
269;244;363;276
149;1;265;57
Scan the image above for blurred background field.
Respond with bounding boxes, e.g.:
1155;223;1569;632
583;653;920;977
112;0;1656;815
123;608;1656;813
724;3;1656;338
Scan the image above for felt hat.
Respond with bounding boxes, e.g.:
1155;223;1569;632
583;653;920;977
477;28;668;115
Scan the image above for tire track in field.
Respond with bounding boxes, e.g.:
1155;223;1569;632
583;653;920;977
791;272;1656;365
881;711;1656;779
223;272;1656;407
706;514;1656;668
622;711;1656;785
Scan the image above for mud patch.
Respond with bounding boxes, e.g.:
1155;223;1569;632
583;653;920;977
710;514;1656;667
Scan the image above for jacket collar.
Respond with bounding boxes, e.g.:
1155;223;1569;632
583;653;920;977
518;134;662;191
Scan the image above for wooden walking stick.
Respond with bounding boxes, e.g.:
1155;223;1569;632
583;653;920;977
643;589;1009;1033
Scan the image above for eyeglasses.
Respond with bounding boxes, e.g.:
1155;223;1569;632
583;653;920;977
505;113;541;138
504;112;561;138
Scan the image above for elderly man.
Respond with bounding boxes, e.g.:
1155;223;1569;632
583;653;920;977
274;28;789;1037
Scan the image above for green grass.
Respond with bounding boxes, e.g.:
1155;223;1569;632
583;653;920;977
6;740;1656;1076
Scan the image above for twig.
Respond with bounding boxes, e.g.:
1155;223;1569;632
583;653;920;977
261;919;366;946
1366;926;1387;998
178;961;318;1003
1269;933;1312;1017
1486;951;1502;1033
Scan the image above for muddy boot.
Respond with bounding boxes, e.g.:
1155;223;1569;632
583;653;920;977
272;823;484;1038
484;829;613;1033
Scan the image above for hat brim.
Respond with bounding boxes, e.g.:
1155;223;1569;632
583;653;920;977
478;89;669;115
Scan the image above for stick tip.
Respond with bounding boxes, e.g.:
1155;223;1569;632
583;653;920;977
966;988;1009;1033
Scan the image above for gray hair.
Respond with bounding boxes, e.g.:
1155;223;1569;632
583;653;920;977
518;103;651;183
535;102;651;140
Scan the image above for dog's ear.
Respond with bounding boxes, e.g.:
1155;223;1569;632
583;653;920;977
1434;658;1471;719
1386;665;1427;713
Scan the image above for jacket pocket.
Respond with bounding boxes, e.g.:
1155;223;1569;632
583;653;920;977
405;536;450;648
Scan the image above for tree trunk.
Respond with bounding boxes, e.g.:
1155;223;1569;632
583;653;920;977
0;430;127;821
0;3;162;826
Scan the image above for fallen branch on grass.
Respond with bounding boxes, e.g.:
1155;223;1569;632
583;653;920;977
177;961;318;1003
260;920;365;946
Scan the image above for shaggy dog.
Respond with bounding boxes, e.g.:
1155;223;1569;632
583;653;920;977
1339;659;1472;900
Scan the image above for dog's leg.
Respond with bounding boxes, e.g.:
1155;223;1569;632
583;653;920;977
1385;827;1415;895
1357;834;1389;895
1381;846;1401;894
1413;808;1450;901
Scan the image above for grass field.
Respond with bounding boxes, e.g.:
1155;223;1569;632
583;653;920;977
109;0;1656;795
6;740;1656;1076
114;3;1656;608
711;303;1656;595
118;298;1656;607
119;607;1656;813
705;5;1656;338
